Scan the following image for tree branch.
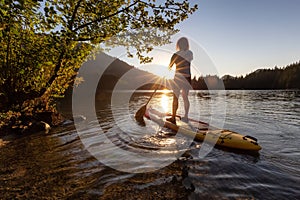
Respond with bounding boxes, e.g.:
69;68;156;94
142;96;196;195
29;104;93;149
72;0;140;33
139;1;187;12
68;0;83;31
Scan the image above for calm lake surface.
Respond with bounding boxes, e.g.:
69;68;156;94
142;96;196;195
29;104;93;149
0;90;299;199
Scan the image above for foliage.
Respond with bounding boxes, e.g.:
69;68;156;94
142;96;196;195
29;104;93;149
38;0;197;62
0;0;197;118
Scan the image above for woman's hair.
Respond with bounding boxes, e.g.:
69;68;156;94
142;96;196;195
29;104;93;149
176;37;189;51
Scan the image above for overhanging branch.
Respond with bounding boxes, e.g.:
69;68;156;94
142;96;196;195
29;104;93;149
72;0;140;33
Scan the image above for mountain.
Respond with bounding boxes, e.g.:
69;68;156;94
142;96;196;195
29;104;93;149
58;52;162;115
69;52;163;94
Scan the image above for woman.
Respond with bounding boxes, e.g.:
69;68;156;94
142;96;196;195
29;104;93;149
167;37;193;124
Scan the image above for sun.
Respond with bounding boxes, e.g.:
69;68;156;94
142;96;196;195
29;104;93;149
138;64;175;80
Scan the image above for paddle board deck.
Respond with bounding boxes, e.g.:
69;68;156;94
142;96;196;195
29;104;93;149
144;107;262;151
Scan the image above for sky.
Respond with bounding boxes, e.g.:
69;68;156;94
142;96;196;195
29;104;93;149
108;0;300;77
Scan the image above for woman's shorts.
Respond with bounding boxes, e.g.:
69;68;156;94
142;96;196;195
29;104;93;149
172;74;192;96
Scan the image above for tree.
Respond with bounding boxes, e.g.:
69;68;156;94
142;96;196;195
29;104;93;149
37;0;198;95
0;0;198;131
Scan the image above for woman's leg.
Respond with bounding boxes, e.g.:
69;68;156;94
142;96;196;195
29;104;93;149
167;89;179;124
182;88;190;118
172;92;179;119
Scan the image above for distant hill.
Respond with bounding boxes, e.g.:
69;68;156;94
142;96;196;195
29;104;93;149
73;52;164;93
222;61;300;89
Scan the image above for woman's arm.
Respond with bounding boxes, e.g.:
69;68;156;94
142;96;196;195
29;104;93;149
168;54;176;69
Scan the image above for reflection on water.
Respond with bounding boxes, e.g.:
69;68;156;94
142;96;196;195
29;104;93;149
160;91;171;113
0;90;299;199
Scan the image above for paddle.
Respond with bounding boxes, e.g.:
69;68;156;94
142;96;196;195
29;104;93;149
135;87;159;125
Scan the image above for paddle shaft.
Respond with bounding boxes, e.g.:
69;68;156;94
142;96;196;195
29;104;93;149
134;86;160;124
145;88;159;106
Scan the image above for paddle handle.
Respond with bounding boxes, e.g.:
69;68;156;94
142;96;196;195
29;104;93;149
145;87;159;106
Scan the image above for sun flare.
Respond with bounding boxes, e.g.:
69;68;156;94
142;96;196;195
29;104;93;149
157;66;175;80
138;64;175;80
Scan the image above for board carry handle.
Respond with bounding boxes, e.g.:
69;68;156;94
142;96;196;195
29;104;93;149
243;135;258;142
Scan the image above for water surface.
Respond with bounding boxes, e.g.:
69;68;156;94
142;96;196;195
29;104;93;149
0;90;299;199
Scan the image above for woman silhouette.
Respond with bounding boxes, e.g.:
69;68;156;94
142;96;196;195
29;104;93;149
167;37;193;124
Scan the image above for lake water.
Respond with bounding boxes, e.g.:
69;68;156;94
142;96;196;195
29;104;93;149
0;90;299;199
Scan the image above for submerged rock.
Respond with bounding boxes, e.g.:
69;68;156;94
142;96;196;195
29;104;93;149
24;121;51;134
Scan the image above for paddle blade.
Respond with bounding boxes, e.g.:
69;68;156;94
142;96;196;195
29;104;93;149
135;105;146;125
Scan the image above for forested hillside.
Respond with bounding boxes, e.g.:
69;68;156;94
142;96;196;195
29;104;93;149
192;61;300;90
